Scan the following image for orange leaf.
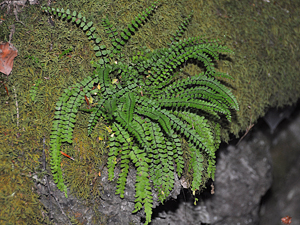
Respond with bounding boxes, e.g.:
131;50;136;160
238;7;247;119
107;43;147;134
60;151;74;160
84;95;90;105
0;42;18;76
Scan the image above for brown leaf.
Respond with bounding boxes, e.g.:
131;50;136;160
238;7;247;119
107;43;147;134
0;42;18;76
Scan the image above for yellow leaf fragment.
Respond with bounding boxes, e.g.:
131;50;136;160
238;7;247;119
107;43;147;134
105;126;112;133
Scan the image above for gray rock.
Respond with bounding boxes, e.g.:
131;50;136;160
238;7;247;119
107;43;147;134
205;131;272;225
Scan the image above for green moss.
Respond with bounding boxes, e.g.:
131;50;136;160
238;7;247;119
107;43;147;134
0;124;46;224
212;0;300;135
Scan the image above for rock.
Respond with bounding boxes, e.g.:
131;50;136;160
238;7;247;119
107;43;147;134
205;131;272;225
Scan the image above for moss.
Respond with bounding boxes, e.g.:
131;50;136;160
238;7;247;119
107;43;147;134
0;124;45;224
1;0;300;223
211;0;300;135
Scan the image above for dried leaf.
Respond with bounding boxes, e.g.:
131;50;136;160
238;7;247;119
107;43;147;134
0;42;18;76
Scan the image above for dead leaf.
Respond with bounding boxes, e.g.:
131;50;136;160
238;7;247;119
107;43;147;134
0;42;18;76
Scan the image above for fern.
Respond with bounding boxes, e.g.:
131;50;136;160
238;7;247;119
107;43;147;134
42;1;238;224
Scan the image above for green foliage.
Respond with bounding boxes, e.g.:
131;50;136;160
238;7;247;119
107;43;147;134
42;1;238;224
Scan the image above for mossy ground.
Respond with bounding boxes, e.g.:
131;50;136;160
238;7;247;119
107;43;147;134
1;0;300;223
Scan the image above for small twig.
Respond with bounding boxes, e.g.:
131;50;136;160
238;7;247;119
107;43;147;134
8;24;15;43
0;0;26;26
42;137;53;219
13;6;26;27
13;85;19;127
49;33;53;52
21;172;46;185
236;106;254;146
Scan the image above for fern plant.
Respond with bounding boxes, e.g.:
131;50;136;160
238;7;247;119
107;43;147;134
42;2;238;224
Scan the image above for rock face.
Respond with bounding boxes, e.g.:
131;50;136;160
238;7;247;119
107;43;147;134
37;167;144;225
205;132;272;225
259;106;300;225
37;166;182;224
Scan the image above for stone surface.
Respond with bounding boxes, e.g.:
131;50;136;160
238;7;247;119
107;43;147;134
37;166;182;224
259;105;300;225
205;131;272;225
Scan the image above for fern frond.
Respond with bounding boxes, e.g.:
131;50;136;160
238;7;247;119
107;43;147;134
43;2;238;224
159;98;230;119
174;111;216;151
169;11;193;43
109;123;132;196
49;75;97;196
129;146;153;224
136;107;172;135
87;99;106;135
160;109;216;159
189;145;205;191
125;92;136;124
